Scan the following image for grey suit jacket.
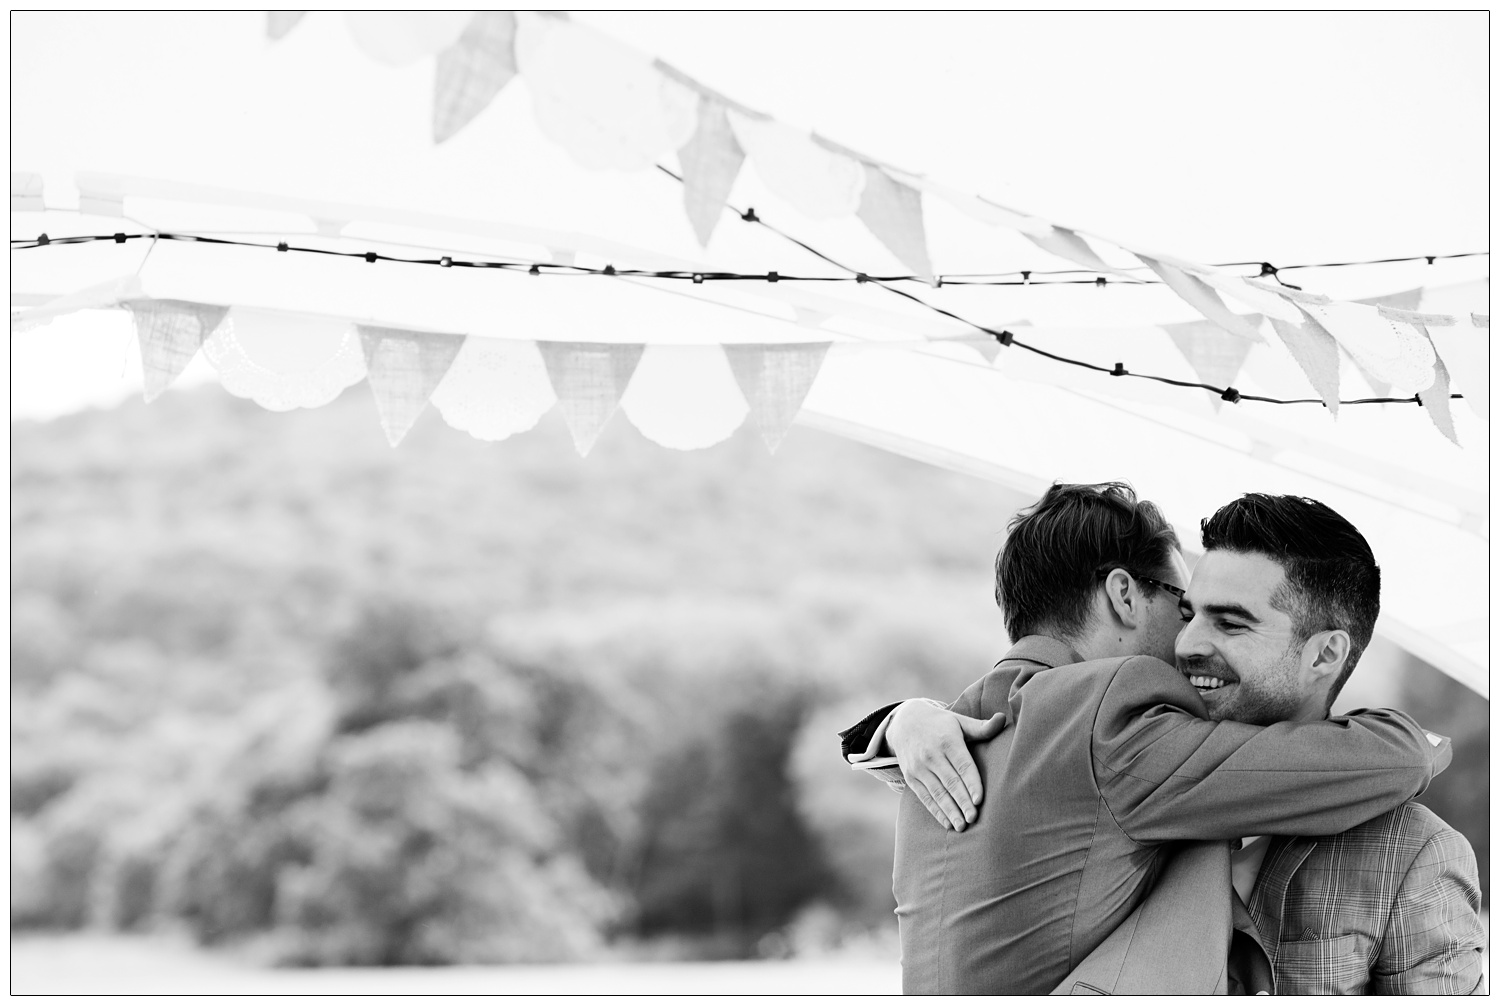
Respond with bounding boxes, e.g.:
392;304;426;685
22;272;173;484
884;636;1449;995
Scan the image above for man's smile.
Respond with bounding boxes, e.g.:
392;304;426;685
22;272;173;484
1188;674;1230;692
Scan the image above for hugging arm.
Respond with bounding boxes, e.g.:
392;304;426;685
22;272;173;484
839;686;1005;830
1093;656;1449;842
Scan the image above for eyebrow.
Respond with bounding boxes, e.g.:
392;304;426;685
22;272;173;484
1183;602;1262;623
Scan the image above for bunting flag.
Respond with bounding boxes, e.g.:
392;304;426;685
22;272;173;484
620;344;749;450
1161;317;1262;406
1367;305;1458;440
123;299;230;403
356;325;467;447
1024;226;1113;275
432;11;518;144
728;111;865;218
516;13;698;171
1140;256;1266;344
1347;353;1393;399
1426;313;1488;419
1418;352;1459;445
1269;307;1342;415
1356;287;1425;311
203;309;367;412
265;11;305;41
722;342;831;452
1300;300;1435;392
11;171;44;212
343;12;472;68
430;336;557;442
677;96;745;246
536;341;645;456
1194;272;1303;323
856;165;934;282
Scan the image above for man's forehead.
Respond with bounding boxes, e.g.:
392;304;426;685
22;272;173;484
1185;549;1287;605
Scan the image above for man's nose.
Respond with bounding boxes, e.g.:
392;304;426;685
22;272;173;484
1175;618;1212;660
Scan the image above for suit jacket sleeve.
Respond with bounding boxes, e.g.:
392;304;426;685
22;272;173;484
1371;826;1487;995
838;701;904;762
1093;656;1450;843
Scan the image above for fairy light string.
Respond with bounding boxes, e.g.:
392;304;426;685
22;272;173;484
13;227;1481;408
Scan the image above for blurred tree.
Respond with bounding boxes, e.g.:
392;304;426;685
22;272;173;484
630;681;835;954
323;595;475;734
787;701;902;930
271;720;613;965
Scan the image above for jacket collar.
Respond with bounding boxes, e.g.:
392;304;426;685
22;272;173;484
998;634;1086;672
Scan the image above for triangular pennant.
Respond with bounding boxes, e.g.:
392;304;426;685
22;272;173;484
1141;256;1265;344
677;97;745;246
535;341;645;456
1024;226;1111;274
950;323;1030;364
1269;307;1342;416
973;333;1004;365
1426;314;1488;420
1161;317;1262;404
722;343;830;453
123;299;230;403
266;11;306;41
1354;287;1424;311
432;11;518;144
345;12;473;67
356;326;468;447
856;165;934;282
1418;351;1459;445
1345;350;1392;399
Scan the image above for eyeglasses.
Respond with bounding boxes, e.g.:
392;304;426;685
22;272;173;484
1096;568;1186;601
1137;576;1187;602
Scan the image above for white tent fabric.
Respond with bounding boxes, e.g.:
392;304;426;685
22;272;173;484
11;12;1488;695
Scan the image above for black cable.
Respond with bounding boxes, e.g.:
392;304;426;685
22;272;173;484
12;230;1483;287
652;166;1474;410
14;225;1476;409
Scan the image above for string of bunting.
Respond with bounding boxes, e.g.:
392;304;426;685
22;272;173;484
11;231;1486;289
13;226;1485;419
656;167;1476;413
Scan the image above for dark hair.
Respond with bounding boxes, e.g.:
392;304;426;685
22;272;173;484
1199;494;1380;707
995;482;1181;643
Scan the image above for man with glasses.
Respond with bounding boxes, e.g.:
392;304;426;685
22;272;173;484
841;484;1482;994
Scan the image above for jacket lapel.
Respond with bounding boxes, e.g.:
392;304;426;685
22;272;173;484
1248;835;1317;950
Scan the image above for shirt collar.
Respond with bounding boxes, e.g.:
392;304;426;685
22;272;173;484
998;634;1086;670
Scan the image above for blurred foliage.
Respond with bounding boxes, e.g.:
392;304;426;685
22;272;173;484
11;386;1486;963
11;387;1016;963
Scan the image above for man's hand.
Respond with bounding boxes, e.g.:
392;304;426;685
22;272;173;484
886;700;1006;831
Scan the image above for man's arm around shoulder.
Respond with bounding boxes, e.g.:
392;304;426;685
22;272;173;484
1093;654;1450;842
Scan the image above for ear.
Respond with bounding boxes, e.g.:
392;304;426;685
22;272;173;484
1301;629;1351;687
1100;568;1145;630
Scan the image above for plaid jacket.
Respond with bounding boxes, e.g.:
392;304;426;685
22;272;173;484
1249;802;1486;995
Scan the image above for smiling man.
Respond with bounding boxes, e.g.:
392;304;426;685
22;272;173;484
839;485;1476;994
